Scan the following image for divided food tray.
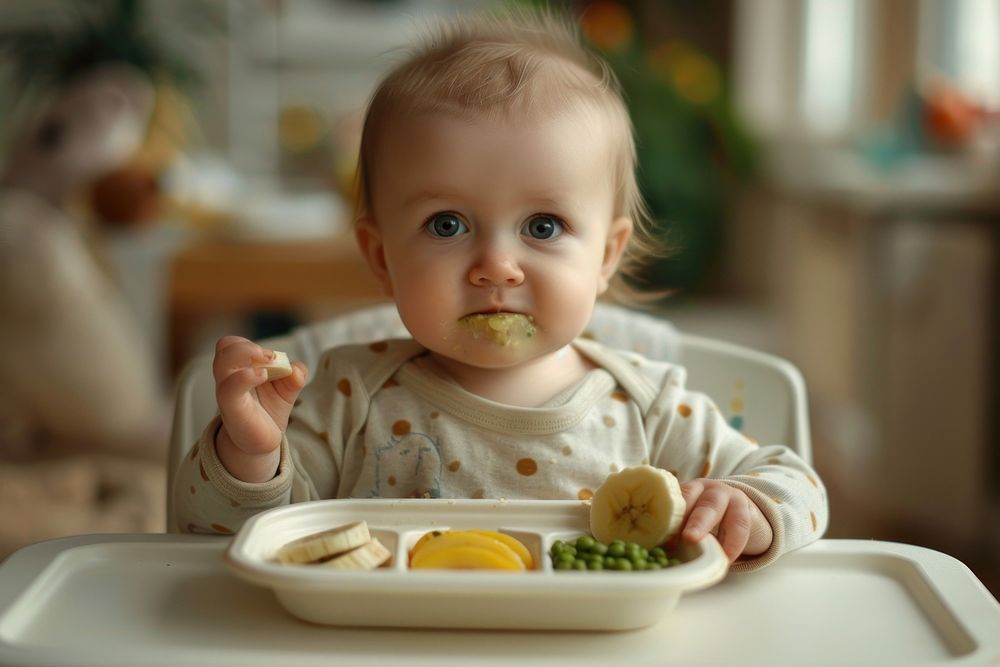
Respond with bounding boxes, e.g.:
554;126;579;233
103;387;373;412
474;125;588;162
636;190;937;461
225;498;730;631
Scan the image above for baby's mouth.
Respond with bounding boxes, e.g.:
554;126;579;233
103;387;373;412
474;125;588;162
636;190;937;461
457;312;537;347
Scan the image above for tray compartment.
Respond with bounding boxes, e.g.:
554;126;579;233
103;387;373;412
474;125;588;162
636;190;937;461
400;527;546;572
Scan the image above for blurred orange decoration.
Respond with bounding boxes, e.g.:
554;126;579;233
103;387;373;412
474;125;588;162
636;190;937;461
647;41;722;106
923;82;982;148
89;164;162;226
580;1;634;52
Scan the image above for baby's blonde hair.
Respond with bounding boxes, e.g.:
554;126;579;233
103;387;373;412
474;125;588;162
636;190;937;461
355;9;663;304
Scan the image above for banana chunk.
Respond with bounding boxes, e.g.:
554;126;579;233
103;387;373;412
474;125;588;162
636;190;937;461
253;350;293;381
589;465;686;550
276;520;372;564
319;537;391;570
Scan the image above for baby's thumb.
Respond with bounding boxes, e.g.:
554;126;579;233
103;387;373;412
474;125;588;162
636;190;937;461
271;360;309;427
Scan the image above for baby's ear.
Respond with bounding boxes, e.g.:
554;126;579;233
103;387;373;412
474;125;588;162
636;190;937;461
355;218;393;297
597;216;633;294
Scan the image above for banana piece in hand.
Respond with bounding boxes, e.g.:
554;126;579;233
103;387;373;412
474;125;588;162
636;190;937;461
253;350;293;381
589;465;686;549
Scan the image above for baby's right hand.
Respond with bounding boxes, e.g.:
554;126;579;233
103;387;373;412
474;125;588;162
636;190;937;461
212;336;308;482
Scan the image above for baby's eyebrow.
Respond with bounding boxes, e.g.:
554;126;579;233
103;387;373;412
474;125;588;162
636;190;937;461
403;190;569;209
527;196;564;209
404;190;463;207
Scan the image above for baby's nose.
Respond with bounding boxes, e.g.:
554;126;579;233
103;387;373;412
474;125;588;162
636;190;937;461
468;251;524;287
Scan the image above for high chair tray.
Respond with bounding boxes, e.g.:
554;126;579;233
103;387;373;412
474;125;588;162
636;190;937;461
0;533;998;666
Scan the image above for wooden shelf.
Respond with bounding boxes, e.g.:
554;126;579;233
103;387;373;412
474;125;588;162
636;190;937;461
167;233;387;372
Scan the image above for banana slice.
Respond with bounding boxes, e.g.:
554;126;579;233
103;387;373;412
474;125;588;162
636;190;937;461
253;350;293;381
589;465;686;550
319;537;391;570
276;520;372;564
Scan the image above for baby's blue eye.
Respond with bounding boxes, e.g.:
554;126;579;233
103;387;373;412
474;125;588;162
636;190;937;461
523;215;563;240
426;213;467;238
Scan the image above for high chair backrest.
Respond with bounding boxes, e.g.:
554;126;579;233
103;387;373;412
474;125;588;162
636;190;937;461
167;303;811;531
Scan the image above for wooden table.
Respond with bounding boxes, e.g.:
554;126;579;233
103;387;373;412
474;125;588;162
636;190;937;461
167;233;387;374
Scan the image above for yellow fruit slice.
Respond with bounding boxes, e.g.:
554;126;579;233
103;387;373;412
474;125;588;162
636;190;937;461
467;530;533;569
411;545;525;571
408;530;443;565
410;531;523;570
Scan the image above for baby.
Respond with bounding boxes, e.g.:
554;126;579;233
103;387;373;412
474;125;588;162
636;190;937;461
174;10;827;569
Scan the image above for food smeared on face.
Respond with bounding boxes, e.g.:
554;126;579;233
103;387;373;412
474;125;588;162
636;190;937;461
458;313;537;346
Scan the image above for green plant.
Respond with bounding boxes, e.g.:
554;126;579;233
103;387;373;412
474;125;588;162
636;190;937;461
513;0;757;292
0;0;208;93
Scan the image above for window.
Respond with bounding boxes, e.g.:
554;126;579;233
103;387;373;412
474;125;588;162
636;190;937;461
799;0;863;137
735;0;999;142
919;0;1000;108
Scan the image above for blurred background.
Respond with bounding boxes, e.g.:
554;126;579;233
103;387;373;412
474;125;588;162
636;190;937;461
0;0;997;597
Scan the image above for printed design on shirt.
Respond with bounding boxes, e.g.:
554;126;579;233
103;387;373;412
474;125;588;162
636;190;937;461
370;419;443;498
515;457;537;476
728;379;745;432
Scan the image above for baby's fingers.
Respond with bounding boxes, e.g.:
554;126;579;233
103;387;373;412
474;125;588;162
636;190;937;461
216;366;271;411
213;336;274;383
682;492;724;545
267;360;309;404
715;498;752;562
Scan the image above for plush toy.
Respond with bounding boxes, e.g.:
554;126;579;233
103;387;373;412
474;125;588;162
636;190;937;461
0;63;169;553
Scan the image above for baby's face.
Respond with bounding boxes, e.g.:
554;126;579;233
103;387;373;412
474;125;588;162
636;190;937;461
359;109;630;369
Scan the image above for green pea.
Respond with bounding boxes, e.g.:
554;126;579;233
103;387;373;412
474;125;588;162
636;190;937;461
646;562;662;570
650;547;666;560
590;542;608;556
575;535;596;552
554;559;573;570
615;558;633;571
587;559;604;571
573;559;588;571
556;553;575;567
604;556;616;568
656;555;669;567
607;542;626;558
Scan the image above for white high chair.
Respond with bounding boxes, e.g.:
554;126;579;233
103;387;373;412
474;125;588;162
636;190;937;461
167;303;811;532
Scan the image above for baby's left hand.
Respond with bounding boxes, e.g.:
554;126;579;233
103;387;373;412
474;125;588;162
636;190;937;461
679;479;773;562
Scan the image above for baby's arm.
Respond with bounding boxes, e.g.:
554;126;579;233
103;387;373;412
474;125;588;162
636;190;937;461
212;336;308;482
648;367;828;570
172;345;358;534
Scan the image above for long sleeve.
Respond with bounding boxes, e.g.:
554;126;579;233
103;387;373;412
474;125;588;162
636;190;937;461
646;364;828;572
171;345;372;534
